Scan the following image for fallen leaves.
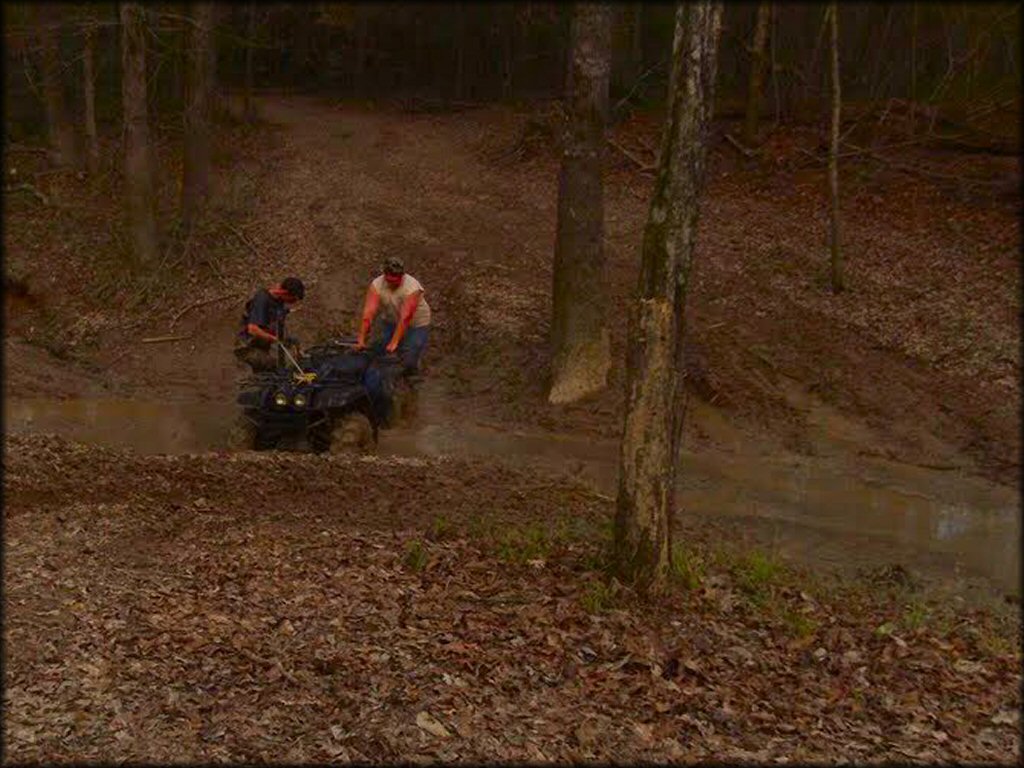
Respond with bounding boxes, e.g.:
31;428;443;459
2;434;1020;763
990;709;1019;727
415;711;451;739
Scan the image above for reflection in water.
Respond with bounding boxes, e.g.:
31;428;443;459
4;396;1020;592
935;505;972;541
5;398;228;455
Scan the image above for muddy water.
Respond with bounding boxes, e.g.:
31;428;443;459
382;422;1019;594
4;396;1019;595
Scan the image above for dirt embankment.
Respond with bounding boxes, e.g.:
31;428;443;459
3;95;1019;485
4;434;1020;763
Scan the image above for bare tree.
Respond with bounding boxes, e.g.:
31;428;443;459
909;2;917;135
121;2;158;264
549;3;613;405
35;5;78;167
614;1;723;591
743;1;772;145
454;3;467;100
82;21;99;174
292;7;314;85
631;2;644;82
244;3;256;120
828;1;842;293
182;2;216;235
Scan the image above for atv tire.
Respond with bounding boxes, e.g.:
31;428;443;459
329;412;375;454
227;416;259;451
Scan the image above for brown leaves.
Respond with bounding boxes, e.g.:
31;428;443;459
415;711;451;739
3;435;1021;763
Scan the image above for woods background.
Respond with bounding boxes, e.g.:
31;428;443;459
5;3;1020;146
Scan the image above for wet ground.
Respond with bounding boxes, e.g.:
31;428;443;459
6;388;1018;599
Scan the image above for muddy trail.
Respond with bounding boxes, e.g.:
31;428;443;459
4;387;1019;600
3;93;1020;599
7;94;1019;478
4;434;1020;763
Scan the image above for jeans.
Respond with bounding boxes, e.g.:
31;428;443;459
365;323;429;424
373;322;429;374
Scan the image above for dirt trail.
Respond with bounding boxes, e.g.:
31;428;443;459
4;94;1019;598
66;94;1014;486
9;94;1017;470
99;95;555;407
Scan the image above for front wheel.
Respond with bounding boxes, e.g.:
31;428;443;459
328;412;375;454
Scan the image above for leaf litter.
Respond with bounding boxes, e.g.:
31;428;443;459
4;433;1020;763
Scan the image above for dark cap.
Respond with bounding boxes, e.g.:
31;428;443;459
382;257;405;275
280;276;305;300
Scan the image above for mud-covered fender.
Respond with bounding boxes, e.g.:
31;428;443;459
313;387;370;412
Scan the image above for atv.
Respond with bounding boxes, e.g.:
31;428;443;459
228;336;415;453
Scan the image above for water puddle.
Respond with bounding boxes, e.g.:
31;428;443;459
4;396;1019;594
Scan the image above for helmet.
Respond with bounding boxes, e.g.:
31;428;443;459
382;257;405;276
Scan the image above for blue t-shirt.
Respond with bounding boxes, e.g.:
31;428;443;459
239;288;288;346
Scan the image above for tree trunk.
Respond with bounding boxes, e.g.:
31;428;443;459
501;4;515;99
244;3;255;119
548;3;613;405
82;23;99;174
121;2;158;265
828;1;843;294
454;4;466;100
293;8;313;85
743;1;771;145
36;6;78;167
868;4;895;101
182;2;216;236
614;1;723;592
631;2;644;82
803;8;830;108
354;8;367;96
909;2;917;136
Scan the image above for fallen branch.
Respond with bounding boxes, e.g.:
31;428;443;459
750;346;779;371
796;142;1006;187
170;292;240;327
845;140;1007;187
635;134;656;155
606;137;656;172
930;133;1020;157
3;143;49;155
105;349;132;369
612;57;667;116
202;255;231;288
141;334;192;344
5;183;50;205
724;132;759;159
219;218;261;257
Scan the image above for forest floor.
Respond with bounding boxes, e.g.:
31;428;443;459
3;93;1021;762
4;433;1020;763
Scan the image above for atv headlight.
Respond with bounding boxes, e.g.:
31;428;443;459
293;393;308;408
273;392;289;407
